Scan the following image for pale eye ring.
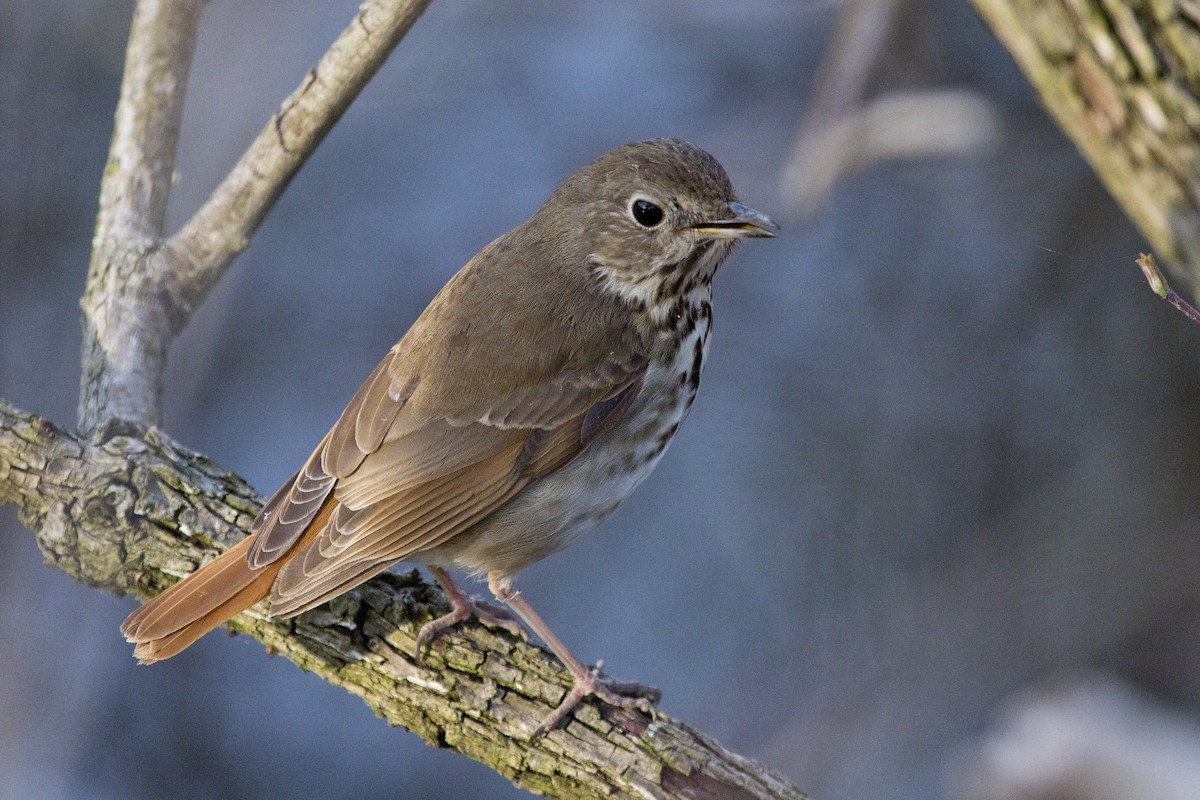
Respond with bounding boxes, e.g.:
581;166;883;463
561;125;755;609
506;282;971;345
631;198;664;228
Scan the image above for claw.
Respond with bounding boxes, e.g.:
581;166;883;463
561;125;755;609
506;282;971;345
416;568;526;663
484;573;661;738
532;660;660;738
472;599;527;641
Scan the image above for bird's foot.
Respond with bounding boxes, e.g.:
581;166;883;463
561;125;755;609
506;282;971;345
415;593;525;662
469;597;527;642
534;659;662;738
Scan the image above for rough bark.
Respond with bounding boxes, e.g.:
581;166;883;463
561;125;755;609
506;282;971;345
79;0;433;433
969;0;1200;294
0;399;807;800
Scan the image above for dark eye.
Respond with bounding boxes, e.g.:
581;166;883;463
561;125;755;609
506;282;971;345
631;198;664;228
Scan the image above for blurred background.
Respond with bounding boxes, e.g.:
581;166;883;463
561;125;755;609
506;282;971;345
3;1;1200;798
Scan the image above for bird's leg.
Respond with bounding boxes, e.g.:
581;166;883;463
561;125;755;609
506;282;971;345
488;573;661;737
415;566;525;661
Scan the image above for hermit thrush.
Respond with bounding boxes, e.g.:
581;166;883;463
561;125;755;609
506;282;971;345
121;138;777;734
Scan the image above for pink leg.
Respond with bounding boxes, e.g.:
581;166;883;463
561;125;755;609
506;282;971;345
415;566;525;661
488;573;661;737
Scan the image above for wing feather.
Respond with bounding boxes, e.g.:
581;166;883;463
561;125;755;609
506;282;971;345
266;362;645;618
323;355;414;477
333;421;518;510
247;355;415;570
269;438;528;616
245;272;650;616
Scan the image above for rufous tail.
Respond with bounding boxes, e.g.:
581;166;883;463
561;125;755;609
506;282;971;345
120;504;331;663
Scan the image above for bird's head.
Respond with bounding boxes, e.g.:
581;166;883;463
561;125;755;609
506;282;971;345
542;138;778;310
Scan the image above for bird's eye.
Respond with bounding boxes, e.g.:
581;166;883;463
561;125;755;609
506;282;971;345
631;199;664;228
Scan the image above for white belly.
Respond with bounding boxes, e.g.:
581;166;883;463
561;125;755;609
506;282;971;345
426;309;712;578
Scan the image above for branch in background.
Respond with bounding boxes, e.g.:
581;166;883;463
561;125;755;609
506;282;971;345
78;0;433;434
804;0;902;125
970;0;1200;297
1138;252;1200;325
0;398;807;800
945;675;1200;800
781;0;999;217
784;89;1000;215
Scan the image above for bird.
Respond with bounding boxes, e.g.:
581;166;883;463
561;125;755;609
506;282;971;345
121;138;778;735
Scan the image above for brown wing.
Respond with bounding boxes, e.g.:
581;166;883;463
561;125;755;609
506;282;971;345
246;355;414;570
265;364;645;618
248;220;653;617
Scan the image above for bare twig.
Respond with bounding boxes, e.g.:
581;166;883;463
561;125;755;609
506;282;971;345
809;0;901;124
159;0;434;322
780;0;899;216
78;0;434;434
784;89;1000;215
1137;253;1200;325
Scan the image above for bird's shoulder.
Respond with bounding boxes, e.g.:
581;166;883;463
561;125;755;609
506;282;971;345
394;223;654;424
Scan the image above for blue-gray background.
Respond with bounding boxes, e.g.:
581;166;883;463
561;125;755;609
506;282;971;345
3;2;1199;799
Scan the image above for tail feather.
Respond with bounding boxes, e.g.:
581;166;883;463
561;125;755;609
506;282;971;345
130;565;277;663
121;502;333;663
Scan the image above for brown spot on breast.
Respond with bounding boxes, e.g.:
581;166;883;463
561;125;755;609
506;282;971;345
687;337;704;393
656;421;680;450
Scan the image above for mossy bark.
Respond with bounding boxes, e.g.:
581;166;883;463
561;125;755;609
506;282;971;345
971;0;1200;294
0;398;807;800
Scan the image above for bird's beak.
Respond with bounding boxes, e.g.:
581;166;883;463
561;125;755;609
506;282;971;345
690;202;780;239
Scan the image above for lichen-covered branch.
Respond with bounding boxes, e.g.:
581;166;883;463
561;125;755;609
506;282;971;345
78;0;433;434
0;398;808;800
969;0;1200;294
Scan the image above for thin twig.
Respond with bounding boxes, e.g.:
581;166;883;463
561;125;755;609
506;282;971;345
780;0;900;214
1137;253;1200;325
780;0;999;216
93;0;201;244
158;0;434;323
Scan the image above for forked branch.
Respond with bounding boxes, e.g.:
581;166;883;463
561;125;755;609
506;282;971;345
79;0;433;433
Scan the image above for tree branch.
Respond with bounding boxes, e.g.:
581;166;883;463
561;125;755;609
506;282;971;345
0;398;808;800
79;0;203;433
780;0;1000;215
969;0;1200;293
78;0;433;434
159;0;434;325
